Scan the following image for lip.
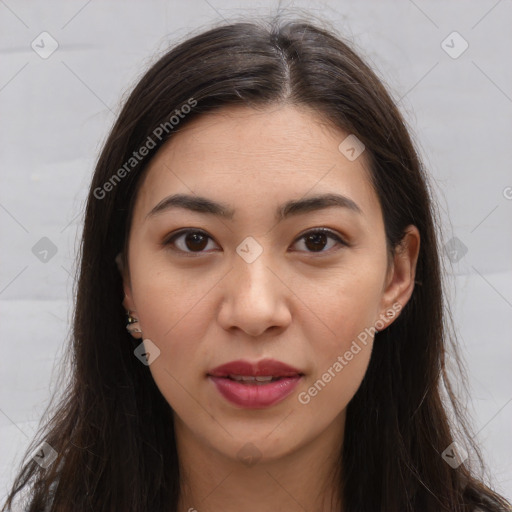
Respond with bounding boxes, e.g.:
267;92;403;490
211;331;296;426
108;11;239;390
208;358;303;378
207;358;304;409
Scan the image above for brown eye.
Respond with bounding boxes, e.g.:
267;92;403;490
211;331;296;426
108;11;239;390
292;229;346;254
183;232;209;251
165;230;218;254
304;232;329;252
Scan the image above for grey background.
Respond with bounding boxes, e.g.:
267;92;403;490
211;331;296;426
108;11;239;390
1;0;511;504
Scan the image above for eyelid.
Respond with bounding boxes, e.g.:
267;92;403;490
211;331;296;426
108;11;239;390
161;229;221;259
162;228;218;249
162;227;349;255
294;227;349;246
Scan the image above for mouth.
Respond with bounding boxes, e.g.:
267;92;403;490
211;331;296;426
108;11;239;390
207;358;304;408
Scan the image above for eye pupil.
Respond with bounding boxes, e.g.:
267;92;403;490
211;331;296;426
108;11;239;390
305;232;328;252
186;232;208;251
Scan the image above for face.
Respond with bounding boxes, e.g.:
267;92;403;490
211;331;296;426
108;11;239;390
119;104;418;464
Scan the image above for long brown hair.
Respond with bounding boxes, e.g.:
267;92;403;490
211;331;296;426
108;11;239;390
3;15;511;512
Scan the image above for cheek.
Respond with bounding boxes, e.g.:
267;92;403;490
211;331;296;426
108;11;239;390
295;264;384;410
298;344;372;418
135;294;213;416
303;263;385;348
295;297;377;423
130;244;217;345
128;256;220;408
134;277;213;365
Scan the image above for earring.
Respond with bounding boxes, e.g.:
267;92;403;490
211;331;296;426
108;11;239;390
125;310;143;339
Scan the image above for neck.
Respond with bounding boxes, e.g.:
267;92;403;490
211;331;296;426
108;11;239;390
174;410;345;512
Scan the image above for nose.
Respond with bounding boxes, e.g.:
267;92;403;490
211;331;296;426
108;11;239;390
217;253;292;338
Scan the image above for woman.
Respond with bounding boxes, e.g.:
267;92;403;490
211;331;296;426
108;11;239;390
2;16;510;512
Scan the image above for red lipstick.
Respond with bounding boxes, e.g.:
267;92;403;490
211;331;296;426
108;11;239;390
207;358;303;409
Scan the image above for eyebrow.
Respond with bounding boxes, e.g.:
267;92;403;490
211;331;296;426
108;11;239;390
145;192;362;222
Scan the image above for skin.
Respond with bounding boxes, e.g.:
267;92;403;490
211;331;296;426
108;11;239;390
118;104;420;512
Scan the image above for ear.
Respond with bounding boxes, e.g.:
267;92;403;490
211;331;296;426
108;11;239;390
378;225;420;328
116;252;136;313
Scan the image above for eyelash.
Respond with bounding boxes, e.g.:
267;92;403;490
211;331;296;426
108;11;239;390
162;228;348;256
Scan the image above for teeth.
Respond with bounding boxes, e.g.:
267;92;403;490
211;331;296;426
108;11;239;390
229;375;275;382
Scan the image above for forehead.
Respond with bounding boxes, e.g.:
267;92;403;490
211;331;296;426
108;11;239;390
131;104;381;224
